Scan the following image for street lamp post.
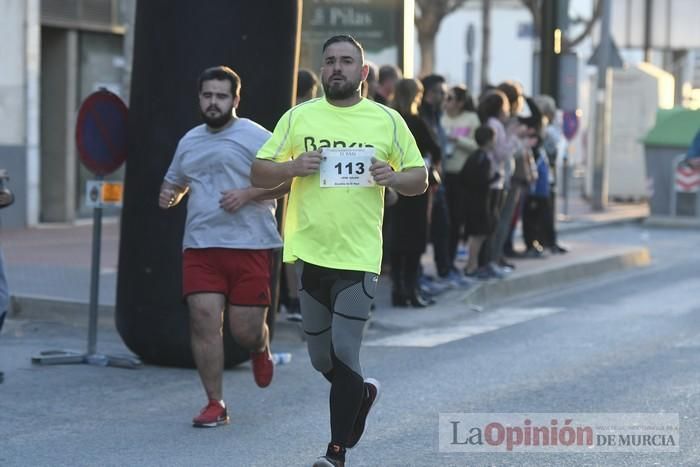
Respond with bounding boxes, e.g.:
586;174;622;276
592;0;612;211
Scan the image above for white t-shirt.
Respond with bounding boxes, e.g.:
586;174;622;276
164;118;282;250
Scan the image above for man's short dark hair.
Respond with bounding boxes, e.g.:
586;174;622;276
420;74;446;93
365;61;378;84
378;65;401;84
198;66;241;97
475;126;495;147
322;35;365;61
297;68;318;99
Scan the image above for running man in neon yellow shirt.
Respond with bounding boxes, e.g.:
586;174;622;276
252;35;427;467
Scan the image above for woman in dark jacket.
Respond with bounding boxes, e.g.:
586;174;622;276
389;79;442;307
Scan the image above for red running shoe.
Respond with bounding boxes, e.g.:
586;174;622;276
346;378;381;448
192;399;229;428
250;346;274;388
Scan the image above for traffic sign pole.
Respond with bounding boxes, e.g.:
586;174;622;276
32;89;141;369
561;110;580;218
562;145;570;217
87;175;102;357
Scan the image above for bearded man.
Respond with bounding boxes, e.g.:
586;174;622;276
159;66;289;428
251;36;428;467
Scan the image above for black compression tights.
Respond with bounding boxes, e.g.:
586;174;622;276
296;261;377;446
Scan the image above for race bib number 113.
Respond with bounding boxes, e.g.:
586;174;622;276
320;148;376;187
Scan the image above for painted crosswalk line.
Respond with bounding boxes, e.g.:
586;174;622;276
366;307;565;348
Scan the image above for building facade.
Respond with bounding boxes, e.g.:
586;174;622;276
1;0;133;228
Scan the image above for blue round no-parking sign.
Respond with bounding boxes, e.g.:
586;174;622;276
562;110;579;141
75;89;128;176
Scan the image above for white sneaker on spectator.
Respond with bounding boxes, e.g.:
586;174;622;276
419;275;450;295
446;269;472;287
487;262;509;278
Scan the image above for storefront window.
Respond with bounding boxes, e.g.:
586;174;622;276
300;0;405;74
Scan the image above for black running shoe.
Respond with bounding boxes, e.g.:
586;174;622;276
346;378;381;448
313;443;345;467
312;456;344;467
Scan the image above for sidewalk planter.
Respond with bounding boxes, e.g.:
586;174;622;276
643;108;700;217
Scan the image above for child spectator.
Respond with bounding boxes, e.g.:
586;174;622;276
521;128;552;256
462;126;499;278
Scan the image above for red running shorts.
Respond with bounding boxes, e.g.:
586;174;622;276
182;248;272;306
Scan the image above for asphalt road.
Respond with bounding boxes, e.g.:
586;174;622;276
1;225;699;466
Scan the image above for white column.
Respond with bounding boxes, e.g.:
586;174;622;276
25;0;41;226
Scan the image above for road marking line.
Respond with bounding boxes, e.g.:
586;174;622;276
366;307;565;348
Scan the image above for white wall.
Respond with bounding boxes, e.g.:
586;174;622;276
0;0;27;145
26;0;41;225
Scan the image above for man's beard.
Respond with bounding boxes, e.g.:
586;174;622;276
201;105;234;129
322;75;361;100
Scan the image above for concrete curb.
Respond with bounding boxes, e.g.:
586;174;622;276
644;215;700;229
10;247;652;335
457;247;651;306
9;294;302;336
557;215;648;235
361;246;652;334
10;295;115;326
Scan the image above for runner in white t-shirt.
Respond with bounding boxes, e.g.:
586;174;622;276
159;66;289;429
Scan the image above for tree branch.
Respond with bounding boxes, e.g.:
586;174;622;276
414;0;472;75
519;0;603;52
565;0;602;50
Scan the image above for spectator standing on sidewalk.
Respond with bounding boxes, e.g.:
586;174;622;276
389;78;441;308
441;85;480;268
686;128;700;166
476;89;517;277
361;61;378;99
280;68;321;322
158;66;289;428
251;35;427;467
373;64;402;105
420;74;455;284
519;101;552;255
534;94;568;254
462;126;498;278
297;68;319;104
0;247;7;384
493;81;528;266
0;168;14;384
508;96;540;256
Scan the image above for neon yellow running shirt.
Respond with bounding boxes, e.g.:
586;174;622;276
257;97;425;274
